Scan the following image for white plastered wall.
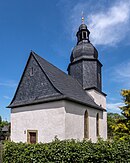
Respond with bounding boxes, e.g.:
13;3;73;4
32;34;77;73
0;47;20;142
64;101;107;142
11;100;107;143
11;101;65;143
87;89;106;109
65;101;85;140
87;89;107;140
100;111;107;140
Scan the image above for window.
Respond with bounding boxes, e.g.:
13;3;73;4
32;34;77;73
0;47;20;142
84;110;89;139
83;32;86;39
30;67;34;76
27;130;38;144
96;113;99;137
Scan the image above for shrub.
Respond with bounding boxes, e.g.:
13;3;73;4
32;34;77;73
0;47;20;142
3;138;130;163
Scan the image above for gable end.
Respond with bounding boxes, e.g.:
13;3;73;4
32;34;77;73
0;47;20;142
9;53;61;107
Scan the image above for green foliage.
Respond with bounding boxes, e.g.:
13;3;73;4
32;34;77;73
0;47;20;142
0;116;10;140
113;90;130;140
107;113;123;139
3;139;130;163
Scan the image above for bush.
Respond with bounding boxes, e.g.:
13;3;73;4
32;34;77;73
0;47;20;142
3;138;130;163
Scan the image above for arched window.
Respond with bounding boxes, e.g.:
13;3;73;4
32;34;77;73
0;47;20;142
96;113;99;137
84;110;89;139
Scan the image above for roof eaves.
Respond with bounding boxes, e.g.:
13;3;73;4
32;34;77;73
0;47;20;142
8;94;106;111
7;94;66;108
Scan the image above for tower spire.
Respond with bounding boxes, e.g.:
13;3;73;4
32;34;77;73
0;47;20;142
81;11;85;24
76;14;90;44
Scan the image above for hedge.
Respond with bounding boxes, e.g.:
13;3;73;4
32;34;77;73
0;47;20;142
3;138;130;163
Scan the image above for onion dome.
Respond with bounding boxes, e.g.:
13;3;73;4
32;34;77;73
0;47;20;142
70;23;98;63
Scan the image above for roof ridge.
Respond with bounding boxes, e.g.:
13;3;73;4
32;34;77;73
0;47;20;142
31;51;81;97
31;51;101;109
31;51;63;95
8;51;104;110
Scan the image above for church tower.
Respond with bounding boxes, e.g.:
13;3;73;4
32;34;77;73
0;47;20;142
68;19;106;108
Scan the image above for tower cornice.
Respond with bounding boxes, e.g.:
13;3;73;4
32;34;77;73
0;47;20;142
67;58;102;72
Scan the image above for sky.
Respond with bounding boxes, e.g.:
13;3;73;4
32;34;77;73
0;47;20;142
0;0;130;121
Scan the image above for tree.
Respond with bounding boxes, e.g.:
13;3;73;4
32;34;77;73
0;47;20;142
0;116;10;140
113;90;130;140
107;113;122;139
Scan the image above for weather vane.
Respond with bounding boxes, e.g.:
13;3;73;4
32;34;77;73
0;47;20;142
81;11;85;24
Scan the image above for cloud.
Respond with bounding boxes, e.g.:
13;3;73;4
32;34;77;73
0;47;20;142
88;1;130;45
116;62;130;78
3;96;11;100
0;80;17;88
112;61;130;88
107;102;124;113
67;0;130;46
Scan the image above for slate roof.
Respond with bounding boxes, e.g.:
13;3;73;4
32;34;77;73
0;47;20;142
70;42;98;62
8;51;104;110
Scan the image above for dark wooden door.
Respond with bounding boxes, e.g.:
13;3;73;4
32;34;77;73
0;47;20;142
29;132;36;144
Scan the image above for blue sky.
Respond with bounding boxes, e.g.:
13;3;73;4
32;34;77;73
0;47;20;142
0;0;130;121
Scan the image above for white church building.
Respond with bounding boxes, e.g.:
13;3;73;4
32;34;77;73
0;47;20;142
8;22;107;143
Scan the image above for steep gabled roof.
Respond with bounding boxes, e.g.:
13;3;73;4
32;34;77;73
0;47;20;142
8;51;104;110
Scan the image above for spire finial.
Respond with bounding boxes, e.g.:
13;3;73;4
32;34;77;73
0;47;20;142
81;11;85;24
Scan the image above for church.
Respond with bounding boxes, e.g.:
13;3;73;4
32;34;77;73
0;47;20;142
8;21;107;143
